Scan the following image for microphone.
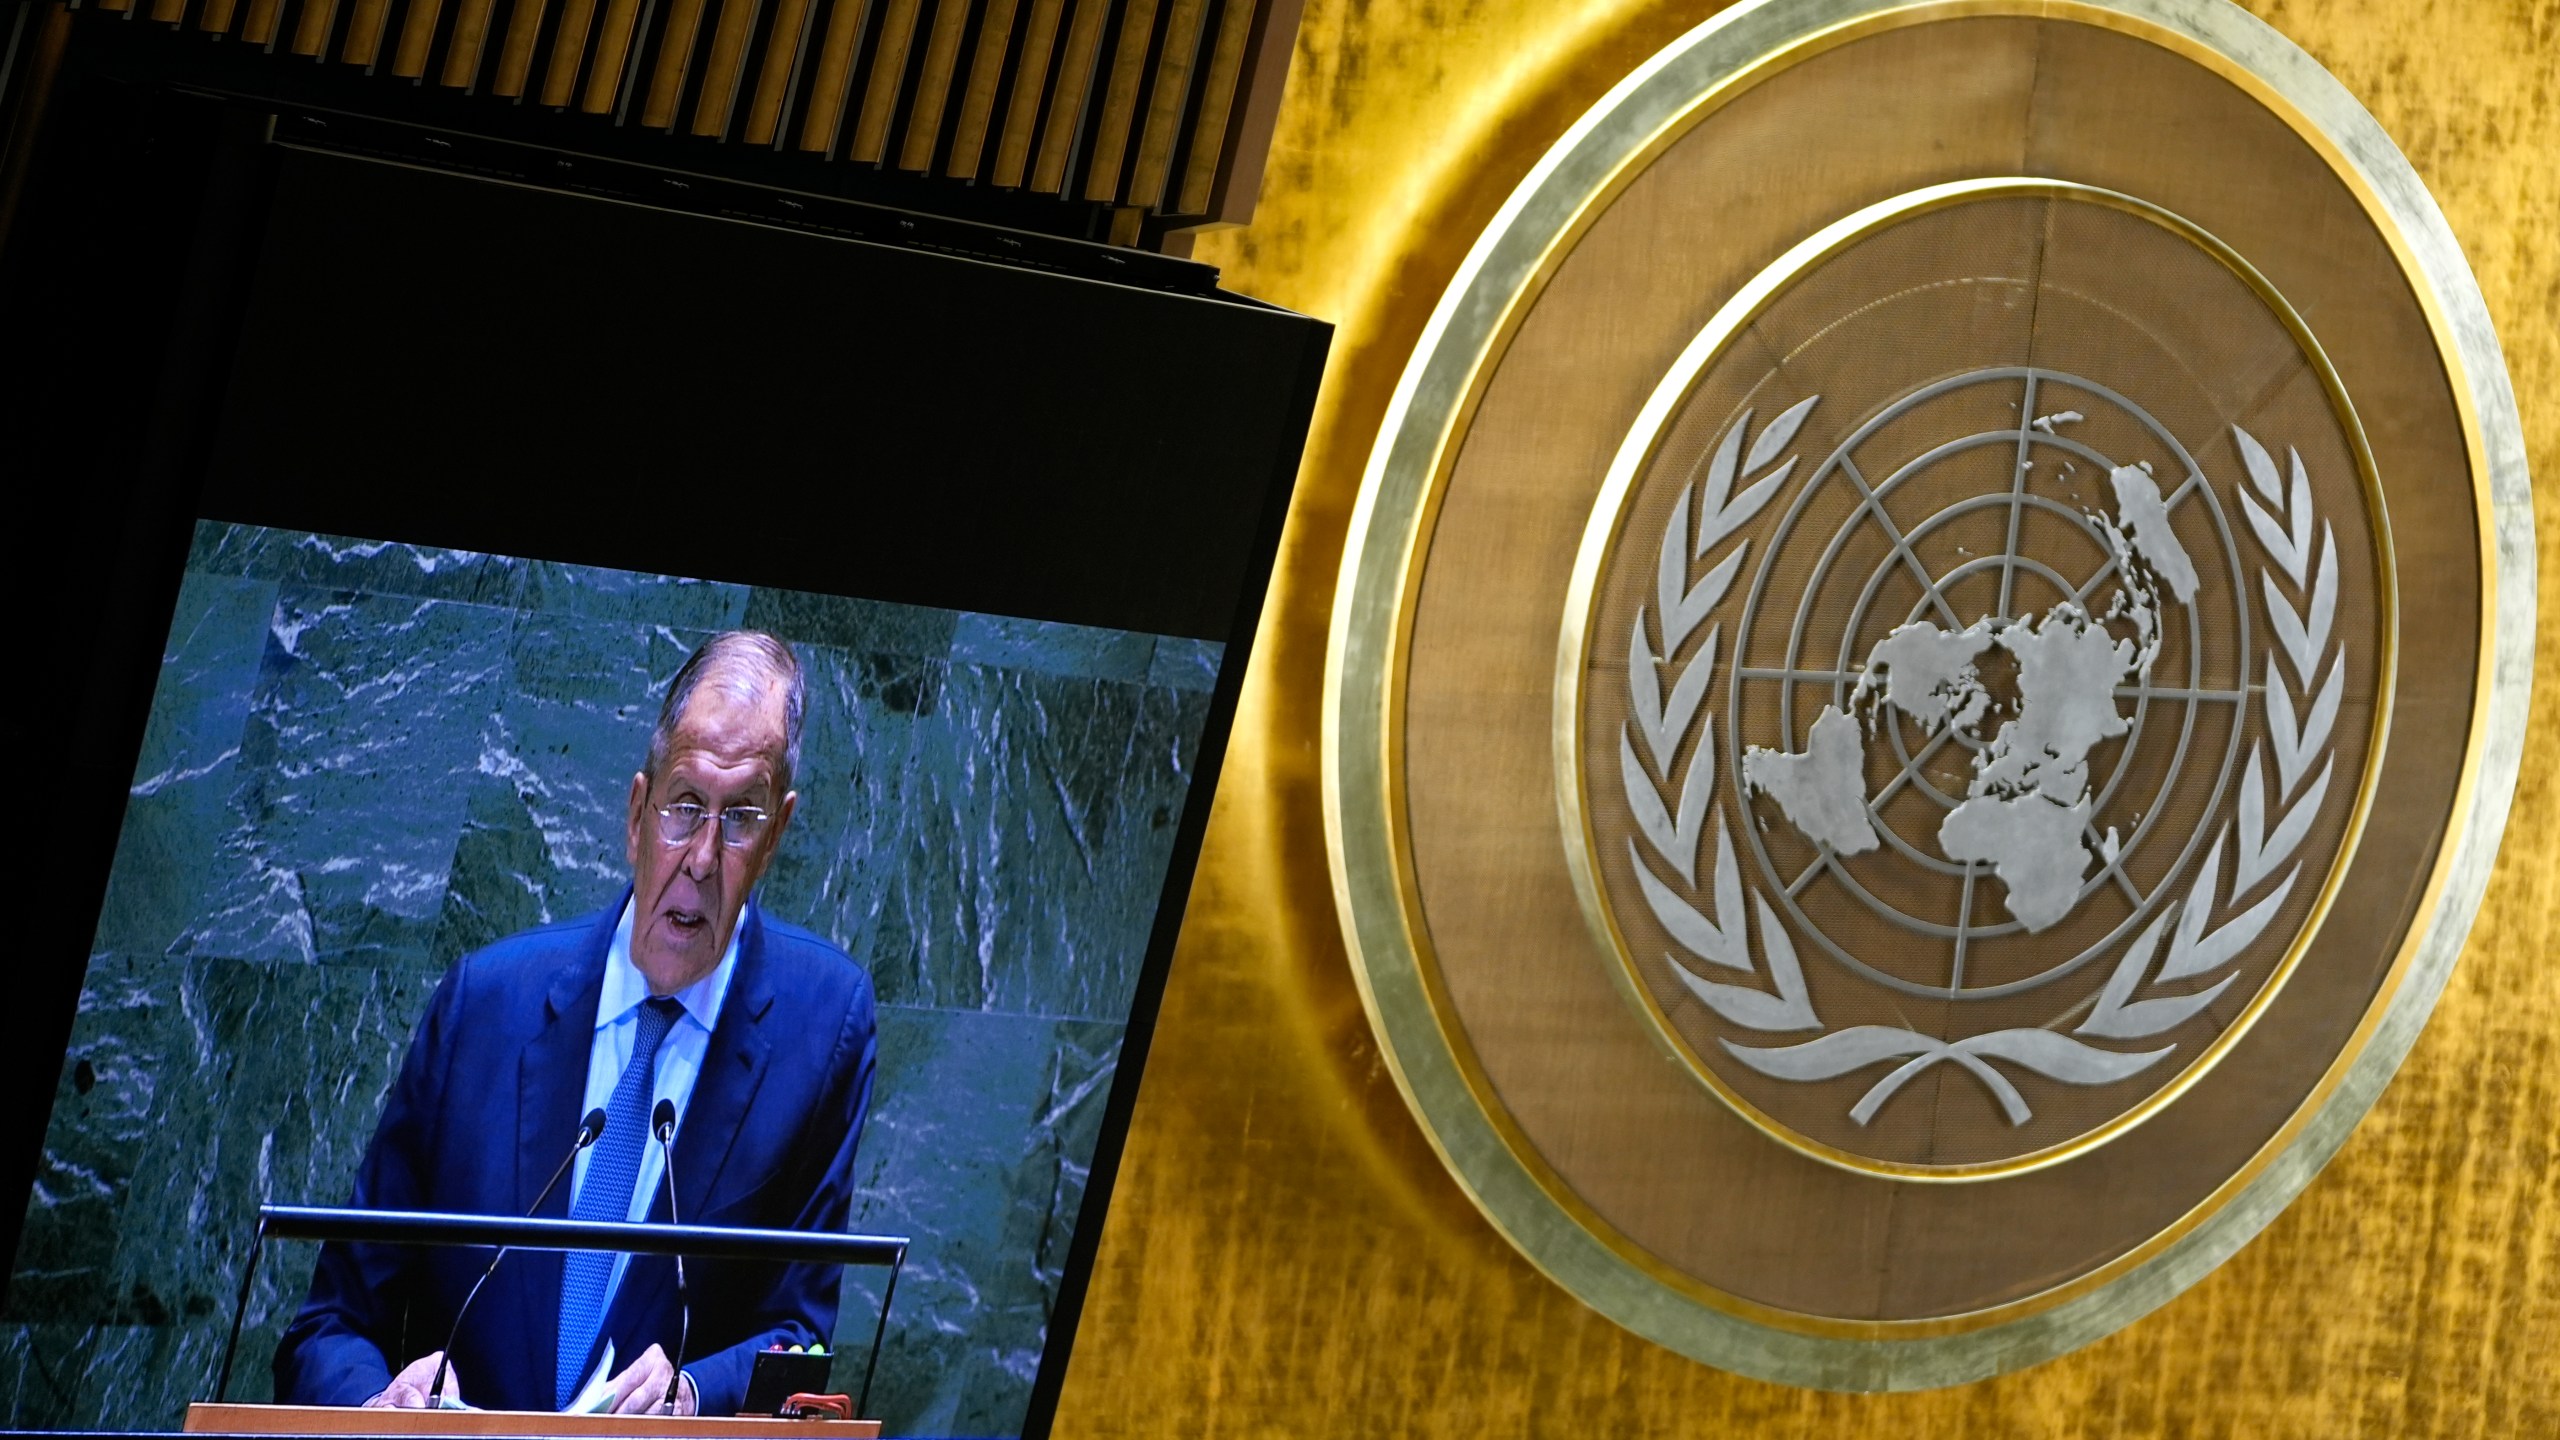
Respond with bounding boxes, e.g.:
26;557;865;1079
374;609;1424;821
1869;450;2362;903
652;1098;689;1414
425;1108;607;1407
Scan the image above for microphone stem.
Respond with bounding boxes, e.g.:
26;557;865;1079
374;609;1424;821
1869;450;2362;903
659;1129;688;1413
427;1117;597;1407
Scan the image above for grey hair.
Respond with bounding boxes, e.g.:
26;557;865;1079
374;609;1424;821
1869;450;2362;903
646;630;806;795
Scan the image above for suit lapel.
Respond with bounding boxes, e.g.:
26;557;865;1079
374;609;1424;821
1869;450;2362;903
510;894;618;1398
678;902;776;1215
517;959;607;1215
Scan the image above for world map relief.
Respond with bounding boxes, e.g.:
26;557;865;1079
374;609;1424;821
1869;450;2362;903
1742;460;2200;932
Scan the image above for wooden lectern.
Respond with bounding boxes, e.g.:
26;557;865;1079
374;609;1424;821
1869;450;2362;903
181;1405;876;1439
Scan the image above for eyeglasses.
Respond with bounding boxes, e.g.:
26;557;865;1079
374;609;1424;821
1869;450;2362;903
653;802;773;850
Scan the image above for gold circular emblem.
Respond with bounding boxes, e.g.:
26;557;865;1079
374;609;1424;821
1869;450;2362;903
1559;179;2391;1180
1325;0;2532;1389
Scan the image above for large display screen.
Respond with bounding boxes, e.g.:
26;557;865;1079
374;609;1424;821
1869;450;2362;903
2;104;1321;1437
5;521;1223;1435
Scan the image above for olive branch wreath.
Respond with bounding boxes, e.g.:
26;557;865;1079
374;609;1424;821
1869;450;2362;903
1621;413;2340;1128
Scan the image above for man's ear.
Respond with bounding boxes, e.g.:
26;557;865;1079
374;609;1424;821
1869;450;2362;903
626;771;650;874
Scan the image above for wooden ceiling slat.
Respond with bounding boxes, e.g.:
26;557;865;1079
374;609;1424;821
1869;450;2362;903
580;0;647;111
640;0;714;127
794;0;872;153
491;0;552;96
738;0;819;144
1171;0;1246;215
1027;0;1109;193
339;0;394;65
239;0;285;44
847;0;924;162
895;0;972;170
1123;0;1202;210
690;0;768;136
1077;0;1155;201
439;0;502;87
541;0;601;105
290;0;341;56
389;0;440;75
941;0;1016;178
987;0;1064;187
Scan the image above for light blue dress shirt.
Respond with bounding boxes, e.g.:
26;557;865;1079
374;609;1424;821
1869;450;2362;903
568;900;740;1316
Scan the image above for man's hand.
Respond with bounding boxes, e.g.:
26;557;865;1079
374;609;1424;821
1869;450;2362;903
362;1352;462;1409
604;1343;698;1416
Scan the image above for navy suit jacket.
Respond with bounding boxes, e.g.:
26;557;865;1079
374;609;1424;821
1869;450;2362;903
274;893;878;1415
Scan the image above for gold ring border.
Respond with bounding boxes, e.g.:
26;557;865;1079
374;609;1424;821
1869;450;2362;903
1552;178;2399;1183
1320;0;2527;1387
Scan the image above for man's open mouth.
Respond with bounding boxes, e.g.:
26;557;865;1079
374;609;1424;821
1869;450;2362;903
665;907;709;934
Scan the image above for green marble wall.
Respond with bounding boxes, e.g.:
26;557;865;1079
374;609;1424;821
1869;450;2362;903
3;524;1221;1438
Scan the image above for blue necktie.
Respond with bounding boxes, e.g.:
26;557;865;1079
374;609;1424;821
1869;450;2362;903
556;997;682;1406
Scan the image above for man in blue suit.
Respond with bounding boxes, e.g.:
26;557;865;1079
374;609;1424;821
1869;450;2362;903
275;631;878;1416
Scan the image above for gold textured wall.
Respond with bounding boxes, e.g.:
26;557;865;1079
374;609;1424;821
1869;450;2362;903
1054;1;2560;1433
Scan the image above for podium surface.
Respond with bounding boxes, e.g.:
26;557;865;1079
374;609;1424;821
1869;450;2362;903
183;1405;877;1439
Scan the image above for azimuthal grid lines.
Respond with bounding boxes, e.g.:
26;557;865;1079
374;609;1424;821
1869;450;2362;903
1725;367;2253;1001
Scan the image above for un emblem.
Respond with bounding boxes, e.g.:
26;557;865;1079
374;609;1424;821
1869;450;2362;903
1331;0;2525;1388
1561;185;2388;1177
